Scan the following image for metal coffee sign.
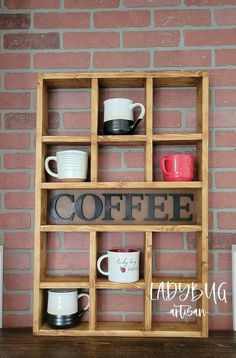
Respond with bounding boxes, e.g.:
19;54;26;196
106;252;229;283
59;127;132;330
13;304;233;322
49;190;196;225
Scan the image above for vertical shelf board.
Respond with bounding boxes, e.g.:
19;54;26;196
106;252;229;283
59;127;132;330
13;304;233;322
89;232;97;330
145;77;153;182
33;75;49;334
91;78;99;182
144;232;152;331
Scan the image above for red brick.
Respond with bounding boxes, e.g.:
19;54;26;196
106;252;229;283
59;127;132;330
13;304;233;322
3;314;32;328
49;91;90;109
124;30;179;48
124;0;179;6
154;88;196;108
4;33;60;50
154;50;210;67
215;8;236;25
4;252;30;270
209;192;236;209
218;253;231;271
209;151;236;168
99;152;121;169
208;232;236;250
0;213;31;229
0;173;30;189
185;0;236;5
124;152;144;168
3;294;30;311
0;14;30;29
4;73;37;90
0;93;30;109
4;153;35;169
123;232;144;249
216;89;236;107
154;9;211;27
64;32;119;49
215;131;236;147
210;110;236;128
4;113;36;130
153;110;182;129
210;70;236;87
65;0;119;8
0;53;30;69
35;12;90;28
185;29;236;47
209;272;231;290
94;10;150;28
5;0;60;9
64;112;90;129
94;51;150;68
156;253;196;270
216;50;236;67
5;192;35;209
98;171;145;182
218;212;236;230
64;232;90;250
47;253;89;270
153;232;184;250
97;293;143;312
47;233;62;250
4;232;34;249
0;133;30;149
218;296;232;314
97;232;122;251
216;172;236;189
4;273;33;290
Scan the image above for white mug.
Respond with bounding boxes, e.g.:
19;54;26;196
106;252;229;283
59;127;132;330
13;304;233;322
47;289;89;328
97;248;140;283
44;150;88;181
103;98;145;135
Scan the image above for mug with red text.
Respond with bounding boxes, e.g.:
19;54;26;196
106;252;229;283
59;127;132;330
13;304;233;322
160;154;195;181
97;248;140;283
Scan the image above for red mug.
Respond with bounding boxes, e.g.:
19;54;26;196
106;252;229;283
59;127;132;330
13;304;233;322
160;154;195;181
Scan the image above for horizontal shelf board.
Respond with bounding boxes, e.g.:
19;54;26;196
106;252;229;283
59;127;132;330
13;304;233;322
42;136;91;145
38;322;203;337
97;135;146;145
41;71;205;89
40;276;89;289
41;181;202;189
96;278;146;289
153;133;203;144
40;225;202;232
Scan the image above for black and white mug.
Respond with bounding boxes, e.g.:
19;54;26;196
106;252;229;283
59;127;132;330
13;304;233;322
47;289;89;329
103;98;145;135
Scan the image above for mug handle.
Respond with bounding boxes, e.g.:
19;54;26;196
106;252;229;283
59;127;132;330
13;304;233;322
129;103;145;132
160;156;170;176
77;293;89;319
97;254;109;276
45;156;58;178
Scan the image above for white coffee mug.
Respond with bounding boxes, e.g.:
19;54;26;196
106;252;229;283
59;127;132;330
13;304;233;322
103;98;145;135
47;289;89;328
97;248;140;283
44;150;88;181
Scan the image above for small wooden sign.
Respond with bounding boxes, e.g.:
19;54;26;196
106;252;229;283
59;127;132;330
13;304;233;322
48;190;196;225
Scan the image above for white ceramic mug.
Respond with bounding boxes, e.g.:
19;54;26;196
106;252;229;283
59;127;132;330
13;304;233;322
47;289;89;328
97;248;140;283
103;98;145;135
44;150;88;181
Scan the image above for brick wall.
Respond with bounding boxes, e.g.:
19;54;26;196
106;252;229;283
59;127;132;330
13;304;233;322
0;0;236;330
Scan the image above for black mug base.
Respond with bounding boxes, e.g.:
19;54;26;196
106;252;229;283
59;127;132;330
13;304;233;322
46;313;78;329
104;119;133;135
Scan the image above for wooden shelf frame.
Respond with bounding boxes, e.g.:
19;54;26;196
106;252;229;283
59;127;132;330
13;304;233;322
33;71;209;338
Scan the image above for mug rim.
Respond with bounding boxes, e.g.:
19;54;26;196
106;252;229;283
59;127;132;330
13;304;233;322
108;248;139;253
161;153;195;158
104;97;132;103
48;289;77;293
56;150;88;156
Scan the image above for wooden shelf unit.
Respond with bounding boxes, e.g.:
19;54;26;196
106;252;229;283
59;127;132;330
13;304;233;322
33;71;209;338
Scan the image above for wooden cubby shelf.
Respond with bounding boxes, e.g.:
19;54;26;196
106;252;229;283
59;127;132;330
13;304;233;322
34;71;209;338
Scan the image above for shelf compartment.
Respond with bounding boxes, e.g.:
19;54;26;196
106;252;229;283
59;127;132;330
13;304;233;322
41;181;202;189
41;225;202;233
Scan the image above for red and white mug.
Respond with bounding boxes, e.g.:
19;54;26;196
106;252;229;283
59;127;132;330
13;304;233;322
97;248;140;283
160;154;195;181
